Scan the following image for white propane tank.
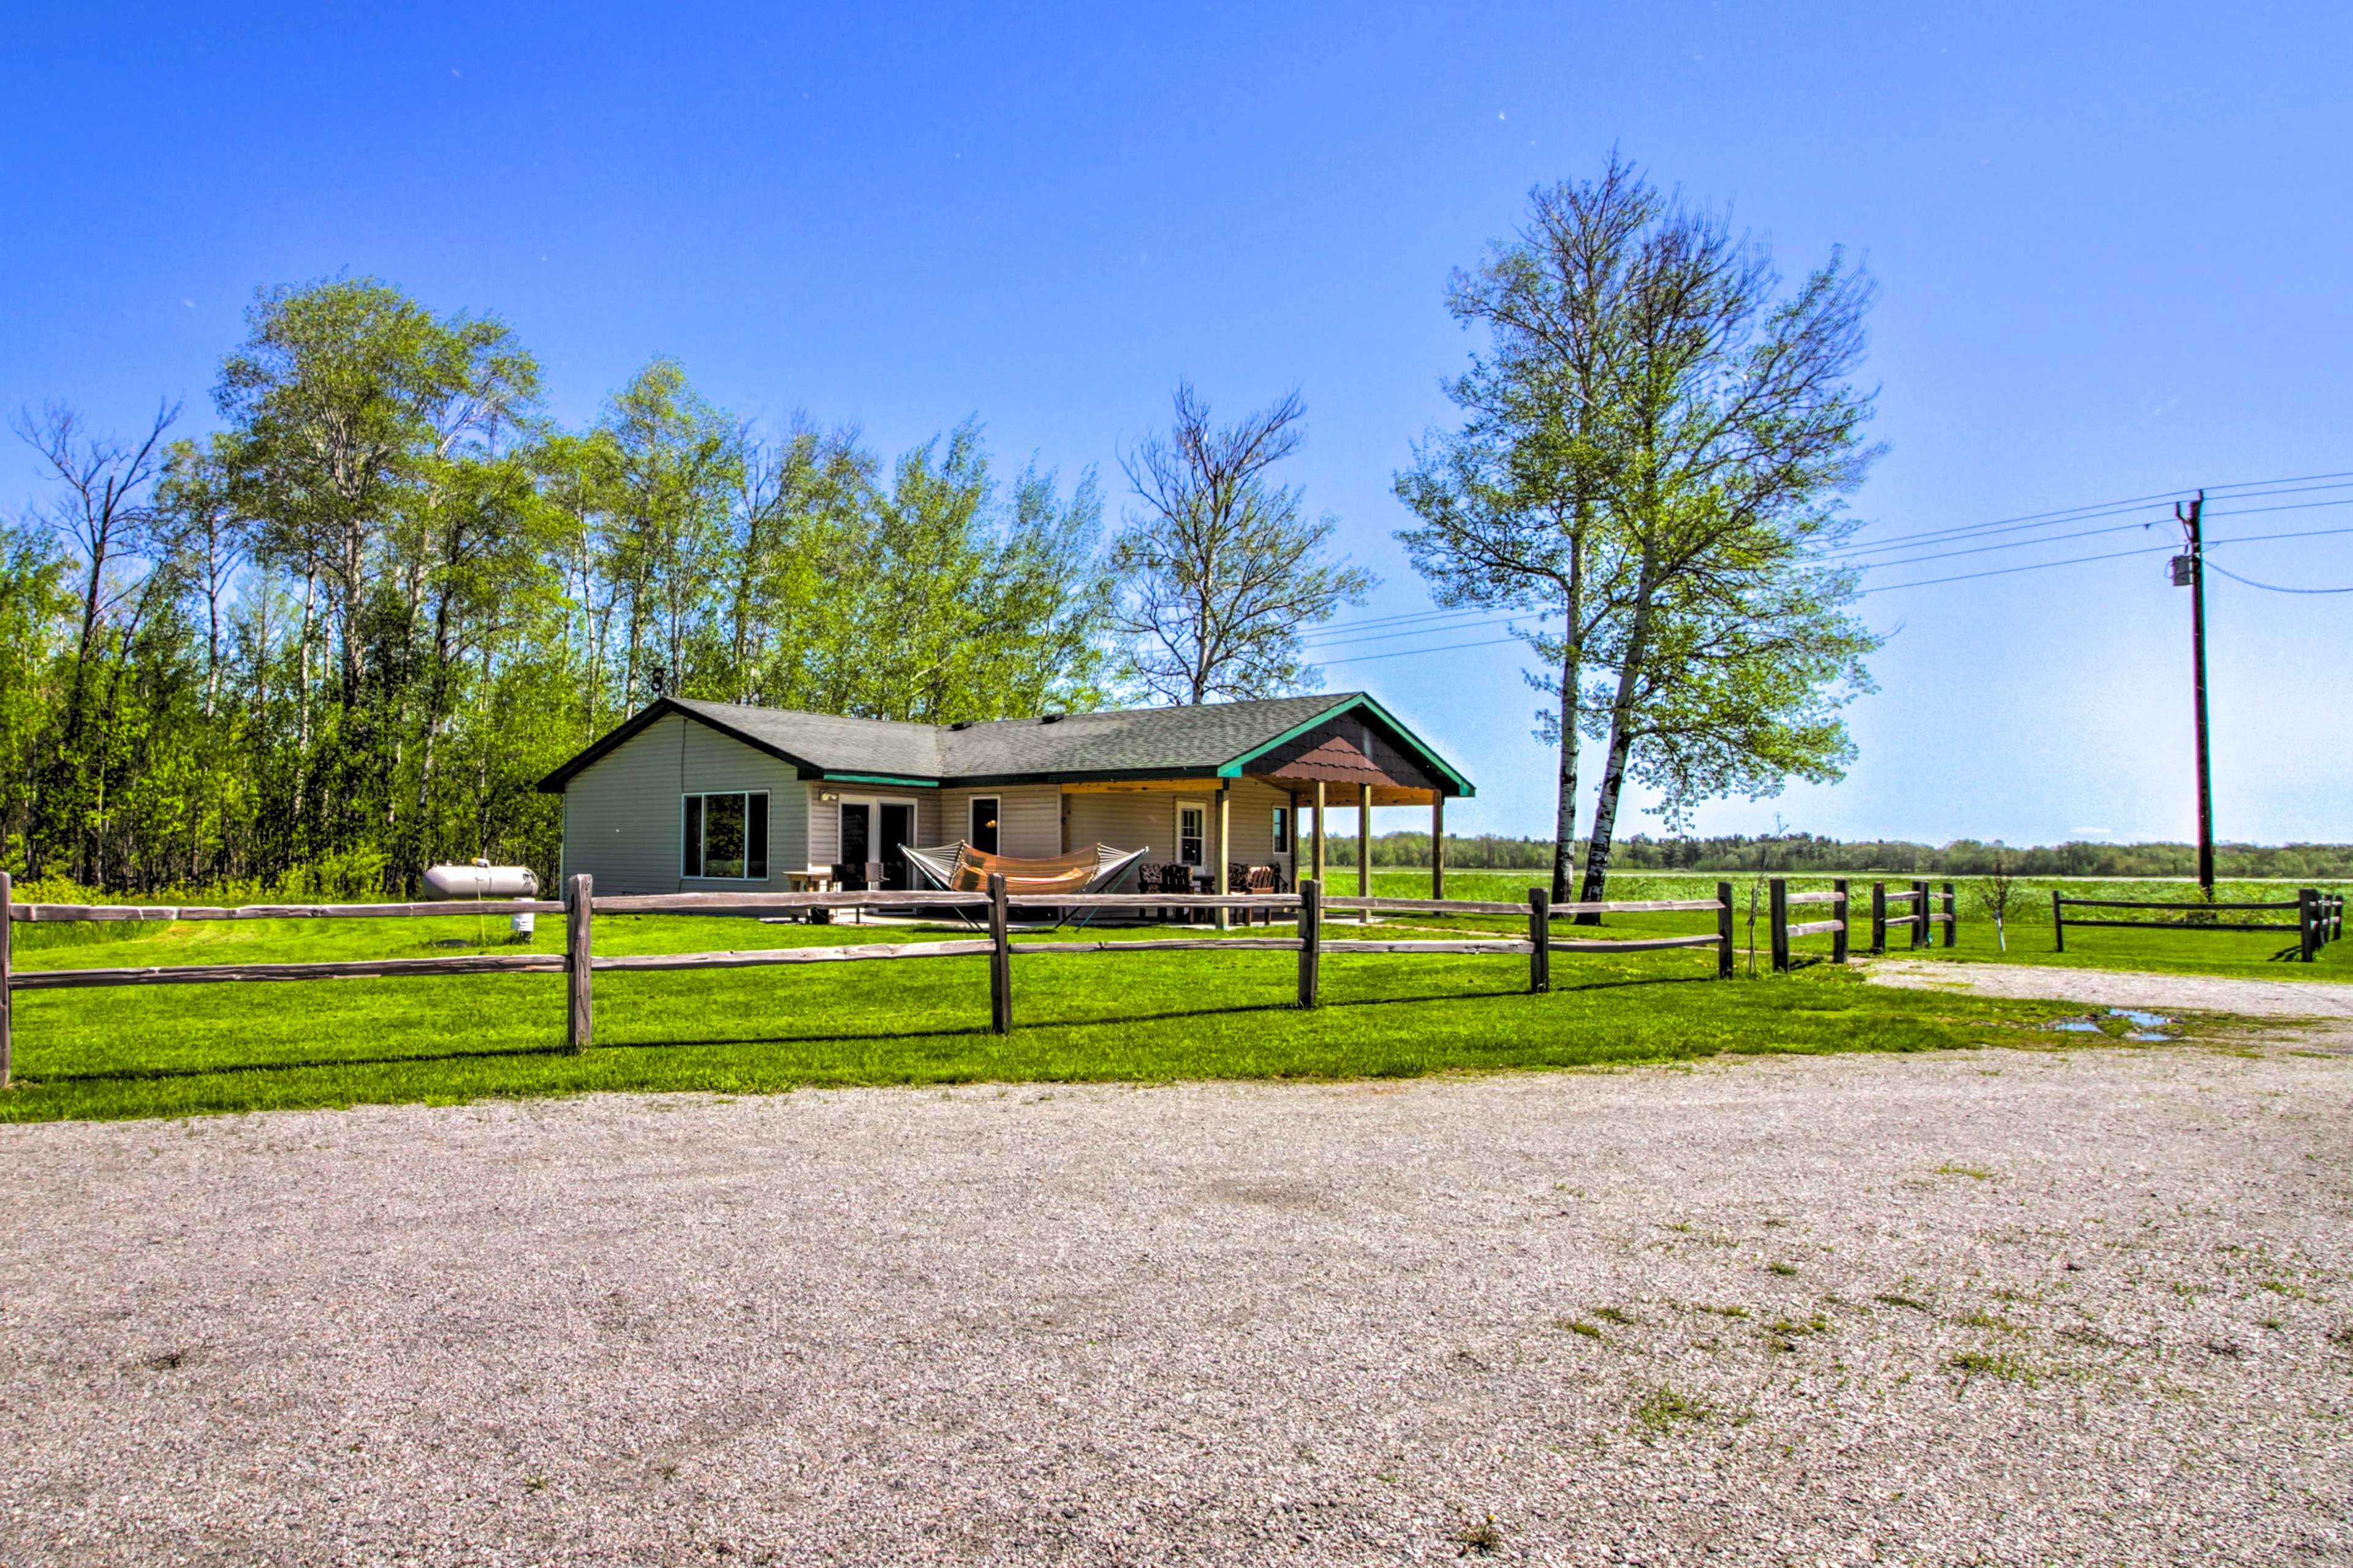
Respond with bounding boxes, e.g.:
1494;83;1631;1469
422;860;544;901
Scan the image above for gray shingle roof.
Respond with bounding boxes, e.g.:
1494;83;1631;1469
661;692;1360;781
539;690;1471;795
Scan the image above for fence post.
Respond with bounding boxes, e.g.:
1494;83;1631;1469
565;873;593;1053
2300;888;2319;964
1769;878;1790;972
2052;887;2066;953
1528;887;1551;994
1941;882;1957;947
988;871;1013;1032
1716;881;1735;979
1;868;12;1089
1296;878;1321;1008
1911;881;1930;950
1871;882;1887;953
1832;878;1850;964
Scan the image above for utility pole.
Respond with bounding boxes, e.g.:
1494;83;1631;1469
2169;491;2214;897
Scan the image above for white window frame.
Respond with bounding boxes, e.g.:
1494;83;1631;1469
1175;798;1208;868
682;790;770;881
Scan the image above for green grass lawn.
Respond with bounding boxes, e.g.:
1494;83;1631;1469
1367;869;2353;983
2;901;2132;1123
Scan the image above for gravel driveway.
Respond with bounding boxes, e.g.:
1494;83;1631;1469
4;1042;2349;1566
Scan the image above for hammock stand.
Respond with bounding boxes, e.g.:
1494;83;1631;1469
900;841;1150;931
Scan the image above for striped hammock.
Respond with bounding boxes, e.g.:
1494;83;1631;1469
900;841;1148;897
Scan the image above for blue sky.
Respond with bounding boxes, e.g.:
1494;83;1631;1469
4;2;2348;845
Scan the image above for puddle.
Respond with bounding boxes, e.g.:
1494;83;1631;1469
2046;1007;2175;1042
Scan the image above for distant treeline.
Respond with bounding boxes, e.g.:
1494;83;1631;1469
1325;832;2353;879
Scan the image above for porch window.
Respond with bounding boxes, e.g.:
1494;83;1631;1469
970;796;1001;855
683;790;769;880
1271;806;1290;854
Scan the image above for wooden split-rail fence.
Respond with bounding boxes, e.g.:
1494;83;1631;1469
0;873;1749;1085
1759;878;1959;971
2053;888;2344;961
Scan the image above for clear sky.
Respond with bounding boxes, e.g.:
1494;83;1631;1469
4;2;2347;846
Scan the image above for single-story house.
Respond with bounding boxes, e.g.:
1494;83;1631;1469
536;691;1474;895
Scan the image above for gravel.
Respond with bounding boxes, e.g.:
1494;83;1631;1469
4;1040;2350;1566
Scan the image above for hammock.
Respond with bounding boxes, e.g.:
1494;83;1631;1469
901;841;1150;926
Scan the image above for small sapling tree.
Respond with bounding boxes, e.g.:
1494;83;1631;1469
1976;850;2018;952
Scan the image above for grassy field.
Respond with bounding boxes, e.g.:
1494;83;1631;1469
1;897;2141;1123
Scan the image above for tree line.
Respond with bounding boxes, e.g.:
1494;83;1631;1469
6;155;1885;900
2;280;1372;896
1329;832;2353;879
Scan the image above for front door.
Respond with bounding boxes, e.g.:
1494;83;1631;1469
879;801;916;890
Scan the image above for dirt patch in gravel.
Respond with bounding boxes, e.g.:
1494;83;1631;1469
4;1044;2351;1566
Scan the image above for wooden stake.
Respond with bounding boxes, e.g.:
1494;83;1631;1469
2300;887;2319;964
1296;878;1321;1008
1769;878;1790;972
1941;881;1957;948
1911;881;1931;950
1832;879;1850;964
1716;881;1735;978
1528;887;1551;993
988;871;1013;1032
2052;887;2066;953
565;873;593;1053
1870;882;1887;953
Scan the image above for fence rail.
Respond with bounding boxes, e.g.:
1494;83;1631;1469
0;873;1745;1085
2052;888;2343;960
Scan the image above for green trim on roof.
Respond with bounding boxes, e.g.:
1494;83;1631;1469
818;772;941;789
1216;693;1476;797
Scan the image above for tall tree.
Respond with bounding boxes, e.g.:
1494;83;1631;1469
1395;158;1656;900
1112;385;1371;705
1571;206;1882;907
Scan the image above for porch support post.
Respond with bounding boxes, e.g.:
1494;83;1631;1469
1431;793;1446;901
1312;780;1326;888
1357;782;1372;923
1214;783;1231;932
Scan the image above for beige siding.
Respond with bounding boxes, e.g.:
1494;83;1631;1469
559;713;808;895
1061;780;1299;880
938;784;1061;858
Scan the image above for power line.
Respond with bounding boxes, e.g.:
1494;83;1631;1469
2205;561;2353;594
1298;602;1534;640
1860;524;2353;596
1316;635;1526;666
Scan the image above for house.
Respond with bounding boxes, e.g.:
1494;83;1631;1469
535;691;1475;895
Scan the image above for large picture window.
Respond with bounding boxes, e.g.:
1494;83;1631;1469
683;791;768;880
